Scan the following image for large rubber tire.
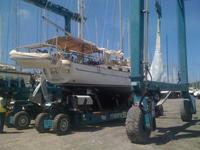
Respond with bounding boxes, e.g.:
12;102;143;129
155;105;164;117
35;113;50;133
180;99;192;122
13;111;31;130
125;106;151;144
53;114;70;135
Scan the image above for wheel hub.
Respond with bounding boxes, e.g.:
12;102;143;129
19;116;28;127
60;118;68;132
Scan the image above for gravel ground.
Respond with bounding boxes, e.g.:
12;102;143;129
0;99;200;150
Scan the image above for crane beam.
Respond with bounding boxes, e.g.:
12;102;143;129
23;0;83;32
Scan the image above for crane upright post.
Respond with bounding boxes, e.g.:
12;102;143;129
177;0;188;86
126;0;196;143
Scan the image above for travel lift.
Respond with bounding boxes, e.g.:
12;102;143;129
126;0;196;143
23;0;196;143
23;0;128;135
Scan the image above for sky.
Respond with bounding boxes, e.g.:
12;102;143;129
0;0;199;82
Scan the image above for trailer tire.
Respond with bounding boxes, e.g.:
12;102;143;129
13;111;30;130
53;114;70;135
125;106;151;144
180;99;192;122
35;113;49;133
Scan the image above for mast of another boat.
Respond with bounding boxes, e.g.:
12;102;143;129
119;0;123;51
166;34;169;82
78;0;84;39
0;15;2;63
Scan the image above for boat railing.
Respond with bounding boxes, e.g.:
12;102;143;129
15;44;130;72
59;49;130;68
61;51;104;66
60;50;130;72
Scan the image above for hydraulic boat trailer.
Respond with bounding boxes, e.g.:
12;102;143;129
33;77;129;135
125;0;196;143
21;0;131;135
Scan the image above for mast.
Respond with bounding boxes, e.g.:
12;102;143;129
119;0;123;51
166;34;169;82
155;0;162;52
0;15;2;63
95;17;98;45
78;0;84;39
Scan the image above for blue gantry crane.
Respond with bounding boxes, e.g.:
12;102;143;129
126;0;196;143
18;0;196;143
23;0;84;33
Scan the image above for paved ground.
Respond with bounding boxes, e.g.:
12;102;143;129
0;99;200;150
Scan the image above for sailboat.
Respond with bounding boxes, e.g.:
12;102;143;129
9;1;131;95
9;36;130;93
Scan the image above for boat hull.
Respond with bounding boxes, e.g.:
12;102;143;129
10;50;131;92
44;62;130;86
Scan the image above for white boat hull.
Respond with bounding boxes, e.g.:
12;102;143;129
44;62;130;86
10;50;131;89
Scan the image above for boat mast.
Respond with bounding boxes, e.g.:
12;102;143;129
0;15;2;63
166;34;169;82
78;0;84;39
155;0;162;54
119;0;123;51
